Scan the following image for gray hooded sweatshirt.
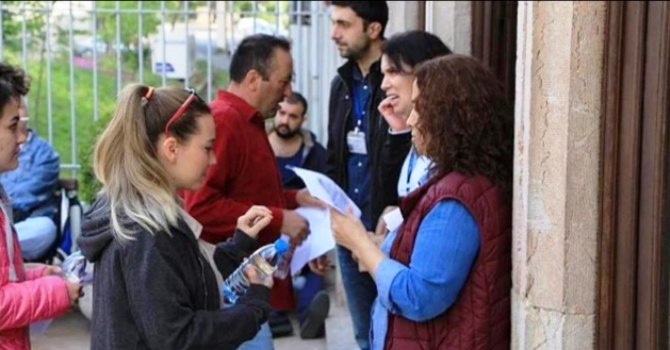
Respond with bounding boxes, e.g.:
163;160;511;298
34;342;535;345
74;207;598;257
78;195;271;350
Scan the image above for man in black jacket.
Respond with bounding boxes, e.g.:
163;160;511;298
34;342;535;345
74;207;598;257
326;2;411;349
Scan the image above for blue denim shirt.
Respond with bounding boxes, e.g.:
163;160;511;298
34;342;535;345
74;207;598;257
370;199;481;349
0;130;59;222
346;66;373;230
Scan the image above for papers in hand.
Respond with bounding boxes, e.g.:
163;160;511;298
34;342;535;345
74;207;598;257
288;207;335;275
287;166;361;218
283;166;359;275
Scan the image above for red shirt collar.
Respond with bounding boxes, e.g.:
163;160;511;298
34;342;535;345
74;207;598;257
216;89;263;123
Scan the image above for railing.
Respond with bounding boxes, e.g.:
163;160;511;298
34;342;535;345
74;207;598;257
0;1;342;178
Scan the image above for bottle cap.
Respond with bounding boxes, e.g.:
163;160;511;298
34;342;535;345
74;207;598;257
274;239;289;254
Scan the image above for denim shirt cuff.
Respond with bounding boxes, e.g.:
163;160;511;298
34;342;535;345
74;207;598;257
375;257;406;313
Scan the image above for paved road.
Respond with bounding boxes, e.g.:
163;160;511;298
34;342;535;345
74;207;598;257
30;307;327;350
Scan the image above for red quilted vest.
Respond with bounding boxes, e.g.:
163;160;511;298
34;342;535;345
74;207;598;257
384;172;512;350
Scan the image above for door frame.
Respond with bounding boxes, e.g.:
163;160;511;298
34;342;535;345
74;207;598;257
471;0;518;104
598;1;670;349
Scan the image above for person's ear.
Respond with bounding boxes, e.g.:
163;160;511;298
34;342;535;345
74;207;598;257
246;69;263;92
160;137;179;163
367;22;382;40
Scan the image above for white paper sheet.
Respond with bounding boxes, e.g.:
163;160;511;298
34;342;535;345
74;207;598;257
383;207;404;232
288;207;336;275
287;166;361;218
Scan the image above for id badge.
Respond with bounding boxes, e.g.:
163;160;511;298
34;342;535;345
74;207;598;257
347;131;367;155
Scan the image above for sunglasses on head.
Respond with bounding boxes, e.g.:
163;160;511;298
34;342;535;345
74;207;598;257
144;87;204;137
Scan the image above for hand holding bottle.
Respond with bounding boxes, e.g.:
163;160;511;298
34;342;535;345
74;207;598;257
222;239;287;304
244;263;274;289
66;280;83;303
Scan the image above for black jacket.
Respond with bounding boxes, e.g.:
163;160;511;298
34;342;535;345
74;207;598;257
326;59;412;227
78;196;271;350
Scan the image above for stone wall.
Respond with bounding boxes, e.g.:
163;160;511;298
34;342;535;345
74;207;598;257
512;1;607;349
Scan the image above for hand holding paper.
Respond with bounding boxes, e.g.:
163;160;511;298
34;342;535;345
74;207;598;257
287;166;361;218
281;166;363;275
329;206;369;253
295;188;328;209
281;209;309;245
308;255;332;275
286;207;335;275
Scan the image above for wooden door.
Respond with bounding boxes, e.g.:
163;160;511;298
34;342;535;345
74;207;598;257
471;1;518;104
599;2;670;349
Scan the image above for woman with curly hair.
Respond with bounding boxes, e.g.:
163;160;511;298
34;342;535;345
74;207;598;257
331;54;514;350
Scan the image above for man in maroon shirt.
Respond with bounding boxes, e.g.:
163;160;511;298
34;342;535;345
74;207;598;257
181;34;324;349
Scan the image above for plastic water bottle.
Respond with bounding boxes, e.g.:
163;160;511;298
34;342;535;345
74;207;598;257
61;250;94;284
273;234;294;280
222;238;289;305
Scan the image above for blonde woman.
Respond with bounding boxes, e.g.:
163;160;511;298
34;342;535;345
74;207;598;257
78;83;274;350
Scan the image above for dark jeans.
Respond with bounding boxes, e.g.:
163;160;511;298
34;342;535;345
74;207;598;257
337;245;377;350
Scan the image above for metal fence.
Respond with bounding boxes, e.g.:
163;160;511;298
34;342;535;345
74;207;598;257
0;1;342;177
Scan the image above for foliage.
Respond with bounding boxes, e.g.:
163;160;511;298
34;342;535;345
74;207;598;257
3;48;228;204
1;0;275;202
0;1;51;51
77;111;111;204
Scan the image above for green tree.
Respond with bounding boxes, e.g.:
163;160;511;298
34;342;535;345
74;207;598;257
1;1;52;51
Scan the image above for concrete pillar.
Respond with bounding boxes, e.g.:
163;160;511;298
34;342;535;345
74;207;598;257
425;1;472;55
386;1;423;37
512;1;606;349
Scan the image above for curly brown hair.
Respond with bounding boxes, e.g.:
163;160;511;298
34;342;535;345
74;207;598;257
414;54;514;197
0;63;30;115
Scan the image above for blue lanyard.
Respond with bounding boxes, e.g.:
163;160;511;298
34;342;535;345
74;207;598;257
352;94;367;133
406;150;418;194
